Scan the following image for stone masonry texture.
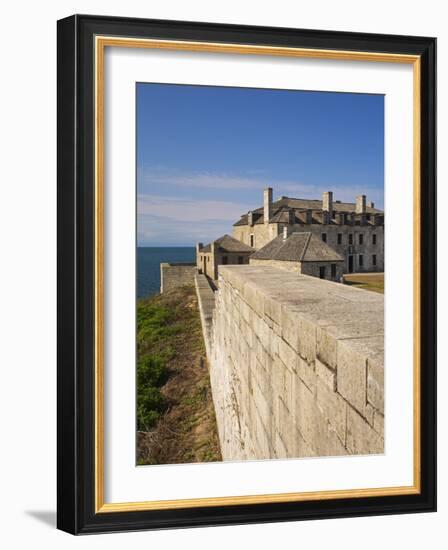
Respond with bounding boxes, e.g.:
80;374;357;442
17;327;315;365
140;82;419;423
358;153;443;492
160;263;197;293
198;265;384;461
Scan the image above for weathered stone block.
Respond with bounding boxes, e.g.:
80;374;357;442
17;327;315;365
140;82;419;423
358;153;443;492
294;370;348;457
365;402;375;426
253;408;274;458
281;306;300;352
316;326;338;369
296;316;317;363
278;338;298;373
274;430;289;459
337;339;367;414
296;356;316;394
367;357;384;413
252;375;273;435
264;293;283;326
243;282;264;318
315;358;336;391
346;405;384;455
373;409;384;438
282;365;294;412
276;396;295;455
293;427;315;458
316;376;347;445
271;354;286;401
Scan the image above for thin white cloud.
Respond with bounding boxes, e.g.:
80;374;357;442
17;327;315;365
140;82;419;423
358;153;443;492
138;167;383;207
137;214;233;246
137;194;253;223
139;168;267;190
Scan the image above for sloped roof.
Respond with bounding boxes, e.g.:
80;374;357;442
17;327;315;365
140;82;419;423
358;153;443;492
200;234;254;254
233;196;383;226
251;232;344;263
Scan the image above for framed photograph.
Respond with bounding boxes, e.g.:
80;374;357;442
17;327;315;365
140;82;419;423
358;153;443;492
57;14;436;534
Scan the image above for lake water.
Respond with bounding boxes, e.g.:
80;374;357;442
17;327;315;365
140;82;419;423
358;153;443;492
137;247;196;298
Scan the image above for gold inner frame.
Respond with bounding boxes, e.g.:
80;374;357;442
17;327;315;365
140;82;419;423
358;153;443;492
94;36;421;513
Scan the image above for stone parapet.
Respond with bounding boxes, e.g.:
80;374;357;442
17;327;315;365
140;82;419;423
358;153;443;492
208;265;384;461
160;263;197;293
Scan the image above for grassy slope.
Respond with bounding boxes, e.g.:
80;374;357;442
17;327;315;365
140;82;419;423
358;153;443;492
343;273;384;294
137;284;222;465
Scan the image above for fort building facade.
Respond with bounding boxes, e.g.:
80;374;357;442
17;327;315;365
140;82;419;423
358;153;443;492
232;188;384;274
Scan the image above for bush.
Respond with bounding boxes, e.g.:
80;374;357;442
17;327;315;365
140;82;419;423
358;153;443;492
137;355;169;387
137;354;169;431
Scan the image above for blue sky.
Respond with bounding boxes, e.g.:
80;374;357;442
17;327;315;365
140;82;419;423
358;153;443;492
137;83;384;247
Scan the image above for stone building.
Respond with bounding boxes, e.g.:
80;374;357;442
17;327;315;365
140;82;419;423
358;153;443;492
233;187;384;274
250;230;344;281
196;234;254;279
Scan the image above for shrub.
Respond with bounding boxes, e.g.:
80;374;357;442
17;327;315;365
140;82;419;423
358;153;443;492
136;354;169;431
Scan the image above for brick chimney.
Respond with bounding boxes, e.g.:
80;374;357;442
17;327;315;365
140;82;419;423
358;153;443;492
306;209;313;224
356;194;366;214
264;187;273;224
248;211;254;226
322;191;333;218
367;200;375;209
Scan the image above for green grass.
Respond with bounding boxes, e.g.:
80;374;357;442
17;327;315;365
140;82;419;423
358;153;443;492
136;285;205;432
136;301;176;430
343;273;384;294
136;284;221;464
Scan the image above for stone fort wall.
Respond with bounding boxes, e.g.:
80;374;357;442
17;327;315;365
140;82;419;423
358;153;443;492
203;265;384;461
160;263;197;293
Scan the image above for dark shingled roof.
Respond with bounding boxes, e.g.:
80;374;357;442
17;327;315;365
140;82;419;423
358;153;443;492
251;232;344;263
233;196;383;226
199;234;254;254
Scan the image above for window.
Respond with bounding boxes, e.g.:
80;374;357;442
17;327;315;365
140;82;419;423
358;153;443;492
321;233;327;243
319;266;326;279
337;233;342;245
222;256;228;265
359;233;364;245
372;233;377;245
372;254;377;266
250;234;254;248
359;254;364;267
349;233;353;245
331;264;337;278
238;256;243;264
207;256;210;262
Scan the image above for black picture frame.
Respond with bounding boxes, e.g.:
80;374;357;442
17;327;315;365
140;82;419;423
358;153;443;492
57;14;436;535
